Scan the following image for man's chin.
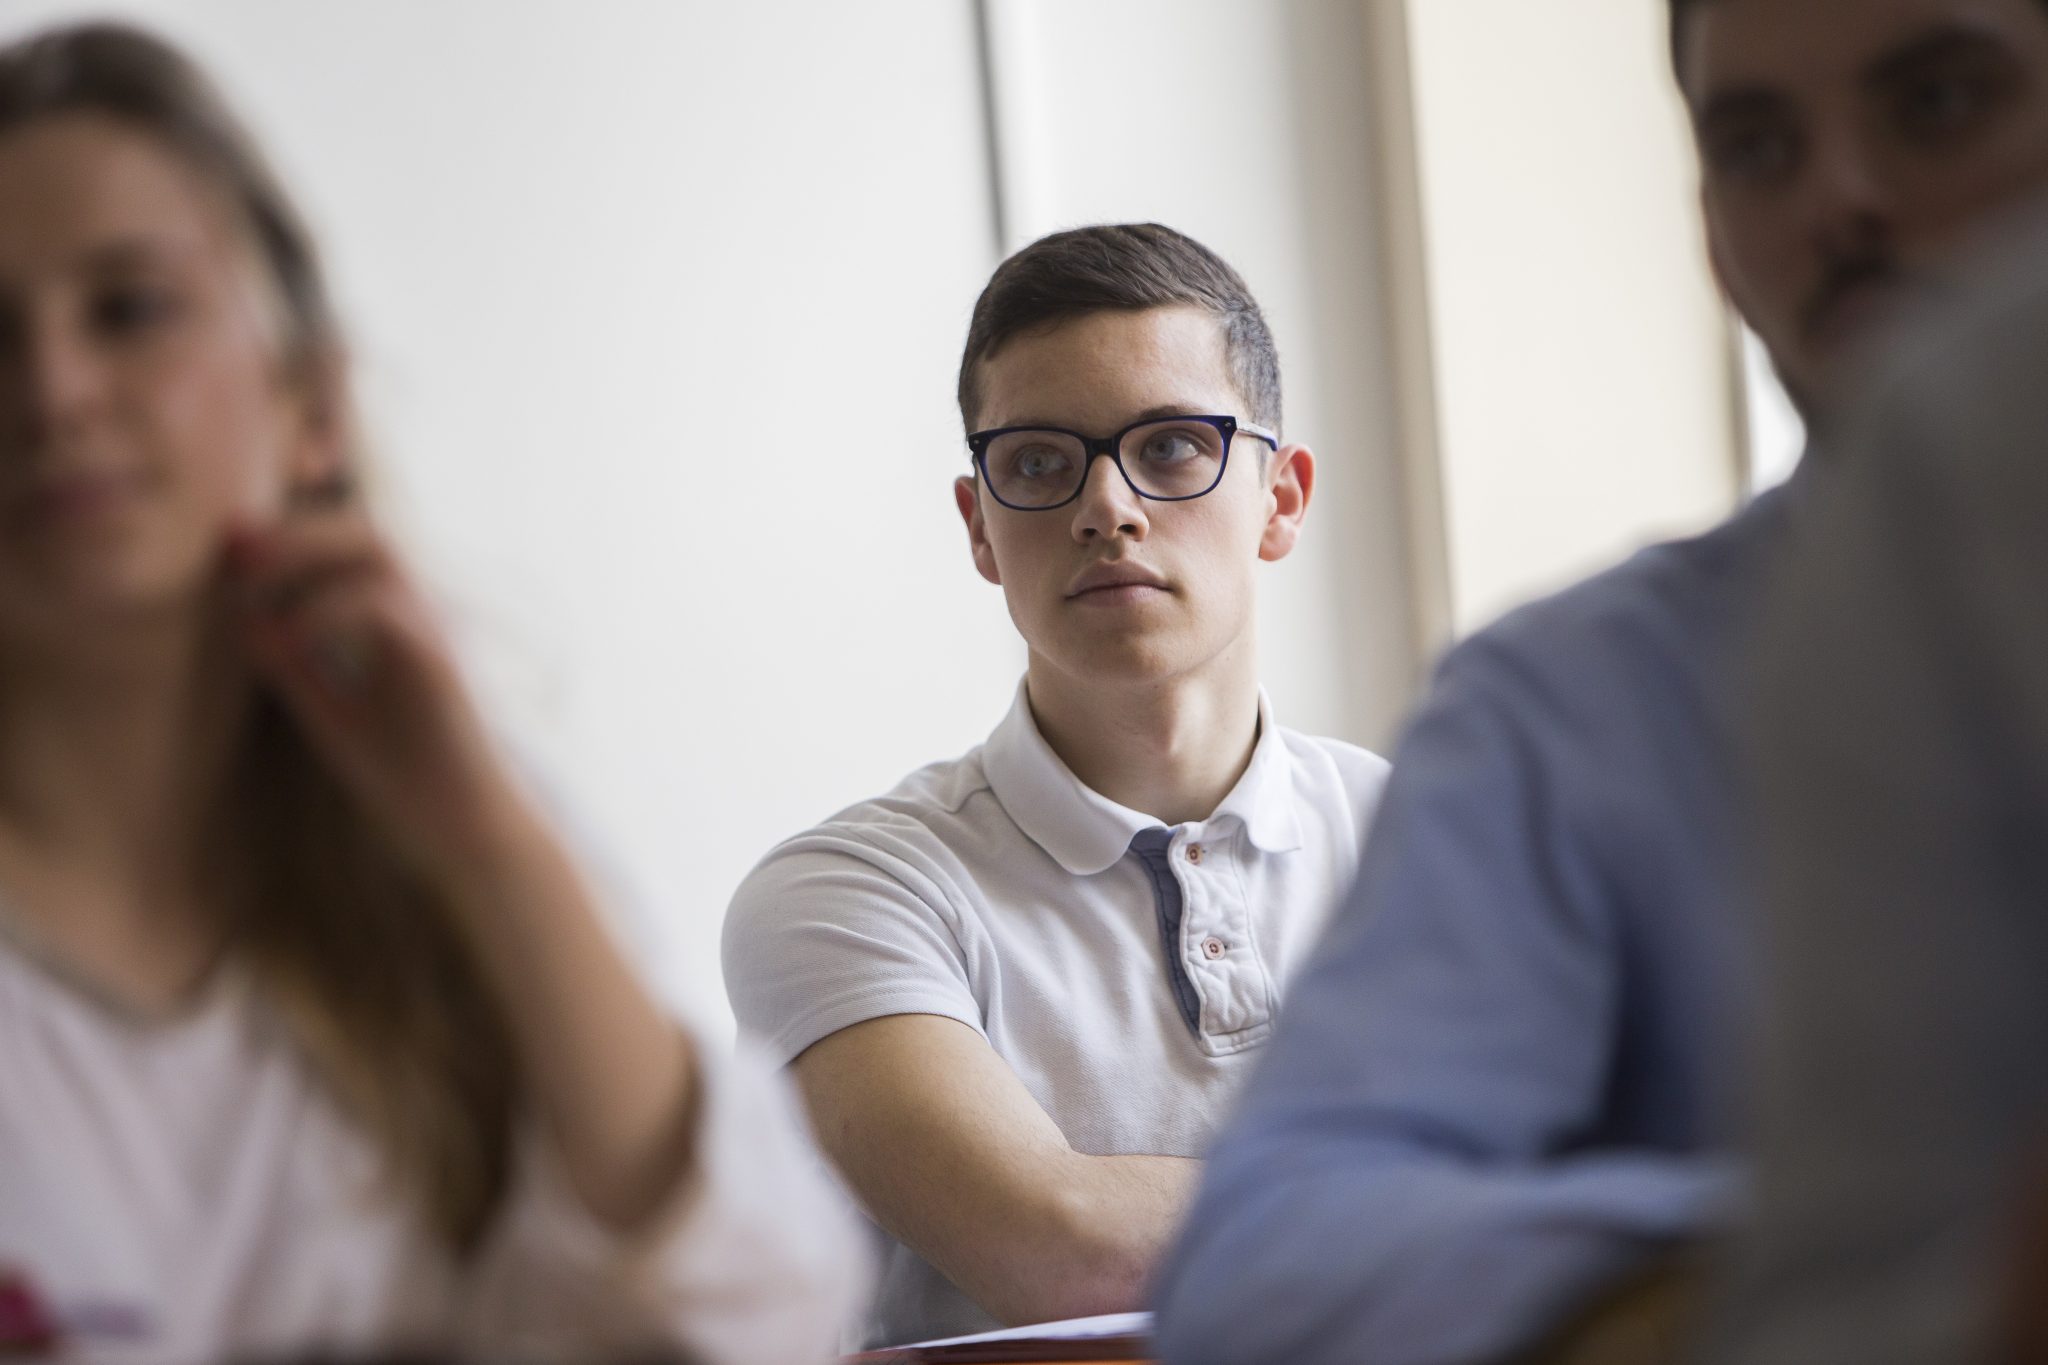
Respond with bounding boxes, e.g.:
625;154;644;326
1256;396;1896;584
1801;278;1951;399
1035;629;1191;688
1782;324;1906;431
1809;283;1905;354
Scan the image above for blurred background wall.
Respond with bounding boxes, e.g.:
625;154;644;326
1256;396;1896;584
0;0;1779;1033
1393;0;1742;631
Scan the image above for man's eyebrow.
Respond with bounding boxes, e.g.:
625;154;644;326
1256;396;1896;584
980;404;1221;432
1696;84;1793;130
977;417;1070;432
1129;403;1221;423
1865;23;2017;88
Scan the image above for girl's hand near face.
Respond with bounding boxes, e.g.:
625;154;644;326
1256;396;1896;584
223;507;531;888
223;509;702;1233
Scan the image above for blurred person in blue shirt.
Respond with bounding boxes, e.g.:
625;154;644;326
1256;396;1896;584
1154;2;2048;1363
1715;200;2048;1365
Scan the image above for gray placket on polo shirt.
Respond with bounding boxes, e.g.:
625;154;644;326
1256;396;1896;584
1130;827;1204;1038
1130;823;1280;1055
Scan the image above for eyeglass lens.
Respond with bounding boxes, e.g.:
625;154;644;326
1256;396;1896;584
981;419;1227;508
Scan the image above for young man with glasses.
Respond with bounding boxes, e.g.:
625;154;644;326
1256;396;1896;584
722;223;1389;1348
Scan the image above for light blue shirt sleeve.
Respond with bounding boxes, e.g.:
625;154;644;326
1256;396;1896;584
1154;632;1740;1365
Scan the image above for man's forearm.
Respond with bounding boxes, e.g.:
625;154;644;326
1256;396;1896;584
792;1016;1203;1330
960;1151;1201;1326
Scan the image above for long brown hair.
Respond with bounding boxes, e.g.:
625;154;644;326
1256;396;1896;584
0;22;520;1253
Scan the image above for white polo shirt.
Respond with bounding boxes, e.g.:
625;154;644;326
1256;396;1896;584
721;682;1389;1348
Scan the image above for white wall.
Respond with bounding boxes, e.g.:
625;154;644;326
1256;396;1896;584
0;0;1424;1033
0;0;1022;1032
1742;328;1807;492
1397;0;1743;633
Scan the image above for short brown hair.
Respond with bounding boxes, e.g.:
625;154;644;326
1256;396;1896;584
957;222;1282;434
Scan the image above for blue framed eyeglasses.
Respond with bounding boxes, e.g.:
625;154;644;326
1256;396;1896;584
966;414;1280;512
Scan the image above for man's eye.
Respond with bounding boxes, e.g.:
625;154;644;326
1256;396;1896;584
1707;125;1800;184
1896;70;2005;140
1140;432;1203;463
92;285;181;336
1014;446;1072;480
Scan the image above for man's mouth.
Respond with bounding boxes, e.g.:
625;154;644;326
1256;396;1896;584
1065;563;1171;600
1803;262;1907;348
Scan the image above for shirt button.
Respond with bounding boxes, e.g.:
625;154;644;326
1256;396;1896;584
1202;936;1226;960
1186;844;1204;865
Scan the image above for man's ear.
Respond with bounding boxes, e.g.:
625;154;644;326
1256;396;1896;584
1258;443;1314;563
954;474;1003;585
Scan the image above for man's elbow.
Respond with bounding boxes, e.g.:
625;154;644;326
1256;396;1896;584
959;1182;1161;1326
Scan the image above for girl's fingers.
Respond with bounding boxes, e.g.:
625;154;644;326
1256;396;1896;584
244;577;398;713
224;512;397;608
236;555;386;630
225;506;383;567
227;512;504;874
228;512;418;676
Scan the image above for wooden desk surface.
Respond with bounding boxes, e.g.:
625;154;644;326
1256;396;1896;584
844;1335;1153;1364
848;1358;1152;1365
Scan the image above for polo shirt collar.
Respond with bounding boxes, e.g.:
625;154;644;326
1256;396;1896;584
1214;690;1307;856
982;680;1305;877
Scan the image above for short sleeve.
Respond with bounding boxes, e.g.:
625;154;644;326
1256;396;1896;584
721;828;986;1068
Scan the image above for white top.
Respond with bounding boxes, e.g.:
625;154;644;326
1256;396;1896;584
721;683;1389;1348
0;914;867;1365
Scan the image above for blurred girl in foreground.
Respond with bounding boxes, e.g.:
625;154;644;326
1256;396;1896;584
0;22;859;1364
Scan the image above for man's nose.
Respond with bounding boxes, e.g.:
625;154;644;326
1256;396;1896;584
1069;450;1149;543
1800;129;1898;257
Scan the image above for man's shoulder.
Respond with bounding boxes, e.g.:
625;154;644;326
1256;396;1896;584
816;745;999;839
720;745;1002;1062
759;740;999;858
1444;497;1785;709
723;742;1011;928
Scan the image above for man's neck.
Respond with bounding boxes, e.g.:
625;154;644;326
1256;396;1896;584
1023;642;1263;827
